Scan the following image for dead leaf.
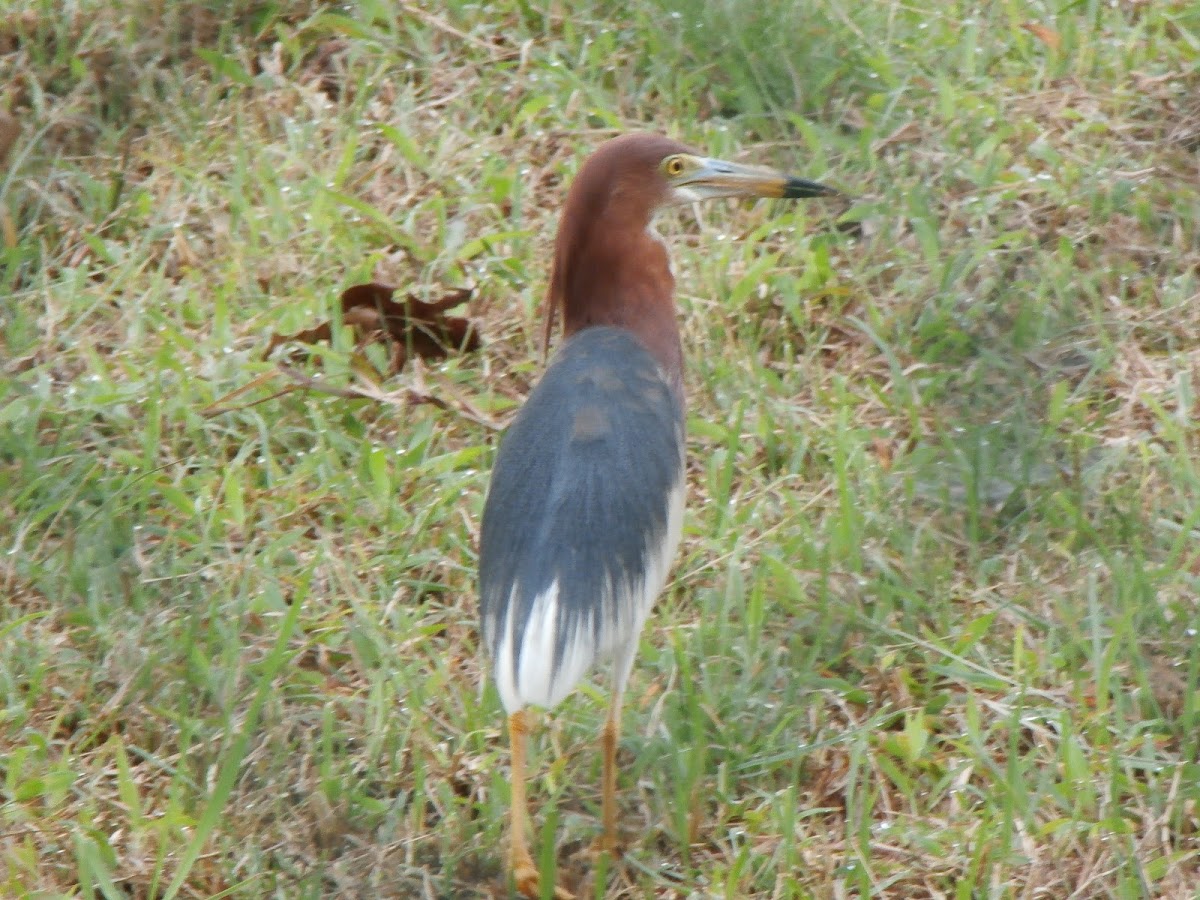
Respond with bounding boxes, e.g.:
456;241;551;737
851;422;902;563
304;38;349;100
263;282;482;376
168;228;200;276
1145;653;1189;719
202;370;298;417
871;120;922;154
872;437;893;471
1021;22;1061;52
0;109;20;167
1;208;16;250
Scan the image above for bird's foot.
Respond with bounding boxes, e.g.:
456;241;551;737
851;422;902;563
512;853;574;900
588;830;625;861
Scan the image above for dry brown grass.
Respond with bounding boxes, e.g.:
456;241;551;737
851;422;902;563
3;1;1200;897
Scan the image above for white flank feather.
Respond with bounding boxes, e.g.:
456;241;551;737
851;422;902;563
492;463;686;712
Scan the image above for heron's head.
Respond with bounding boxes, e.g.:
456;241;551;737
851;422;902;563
545;133;840;378
560;132;838;229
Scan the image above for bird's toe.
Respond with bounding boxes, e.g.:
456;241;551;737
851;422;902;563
589;831;625;860
512;859;574;900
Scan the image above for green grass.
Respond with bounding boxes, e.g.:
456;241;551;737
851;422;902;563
3;0;1200;896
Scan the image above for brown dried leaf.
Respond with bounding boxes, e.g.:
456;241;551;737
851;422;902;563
1145;652;1189;719
1022;22;1062;52
304;38;349;100
1;208;16;250
0;108;20;167
872;437;894;471
871;120;922;154
263;282;481;376
262;322;334;360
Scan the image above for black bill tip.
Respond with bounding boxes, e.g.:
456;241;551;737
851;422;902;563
783;176;841;199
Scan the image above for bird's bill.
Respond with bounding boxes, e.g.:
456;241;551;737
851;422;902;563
671;155;839;202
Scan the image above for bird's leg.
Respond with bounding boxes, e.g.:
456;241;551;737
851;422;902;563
507;710;574;900
597;692;625;856
508;710;539;894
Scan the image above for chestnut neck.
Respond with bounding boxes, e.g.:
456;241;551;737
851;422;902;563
544;210;682;398
539;134;695;399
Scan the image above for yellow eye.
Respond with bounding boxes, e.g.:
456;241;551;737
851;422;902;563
664;155;685;177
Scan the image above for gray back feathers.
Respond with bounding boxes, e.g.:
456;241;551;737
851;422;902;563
479;327;685;695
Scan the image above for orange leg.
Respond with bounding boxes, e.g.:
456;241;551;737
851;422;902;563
597;697;624;856
508;711;538;896
598;708;620;854
507;711;574;900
